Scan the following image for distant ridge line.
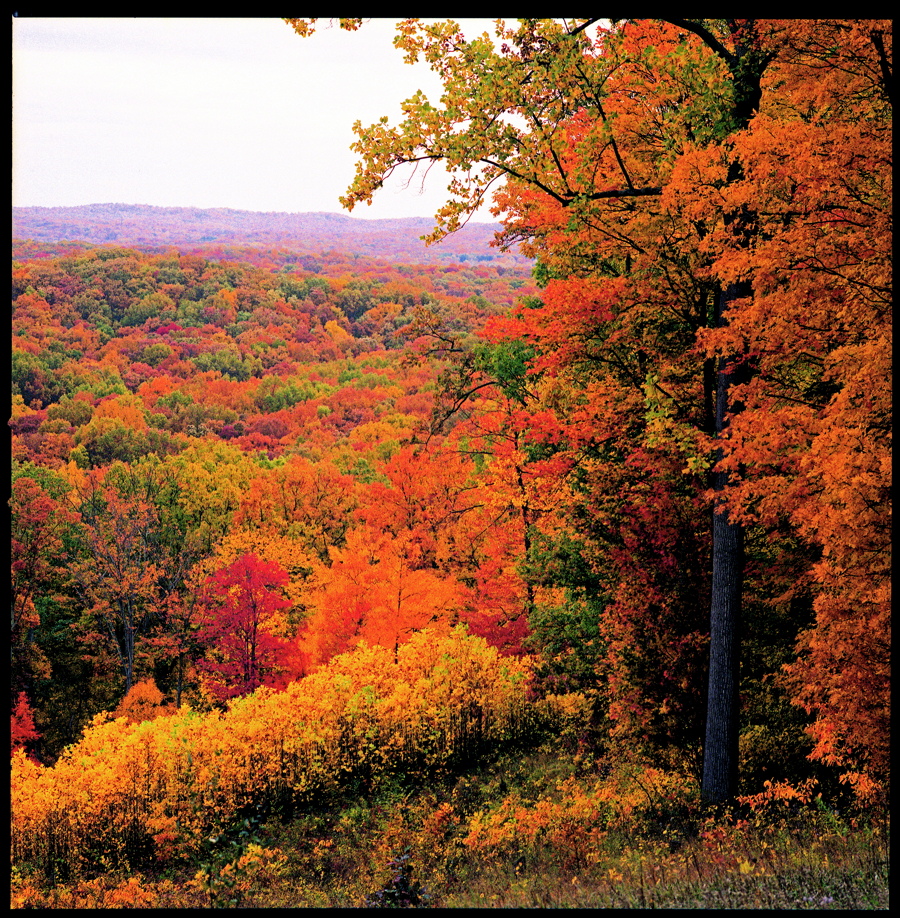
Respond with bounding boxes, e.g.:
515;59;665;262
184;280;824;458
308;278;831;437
12;203;526;264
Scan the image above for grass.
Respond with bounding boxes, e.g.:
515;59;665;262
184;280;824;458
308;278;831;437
10;744;890;909
440;830;889;909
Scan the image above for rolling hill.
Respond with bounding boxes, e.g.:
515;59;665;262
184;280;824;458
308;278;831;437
11;204;528;266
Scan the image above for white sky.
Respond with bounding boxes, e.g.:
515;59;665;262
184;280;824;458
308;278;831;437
12;17;504;221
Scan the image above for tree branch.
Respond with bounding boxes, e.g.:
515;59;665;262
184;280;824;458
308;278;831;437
565;186;663;205
870;29;893;105
566;18;604;38
664;18;736;67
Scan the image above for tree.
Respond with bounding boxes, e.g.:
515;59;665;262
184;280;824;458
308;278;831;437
196;553;293;703
111;677;173;724
68;476;165;696
10;475;78;696
166;441;253;551
289;17;891;800
695;20;892;787
301;525;461;667
234;455;358;563
121;460;210;710
414;332;553;656
68;463;206;700
10;691;40;762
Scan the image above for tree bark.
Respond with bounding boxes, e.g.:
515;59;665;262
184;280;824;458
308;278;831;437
694;19;767;805
702;280;750;803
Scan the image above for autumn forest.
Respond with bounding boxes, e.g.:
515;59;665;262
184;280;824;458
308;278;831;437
10;18;890;909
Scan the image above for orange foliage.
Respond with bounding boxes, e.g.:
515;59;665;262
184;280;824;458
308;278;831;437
463;761;696;867
341;16;890;787
694;20;893;783
112;678;174;725
92;394;149;430
301;525;462;666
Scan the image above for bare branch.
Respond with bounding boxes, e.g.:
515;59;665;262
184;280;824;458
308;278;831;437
566;18;604;38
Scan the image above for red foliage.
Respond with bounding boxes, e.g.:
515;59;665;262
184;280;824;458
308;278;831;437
11;692;40;762
196;553;294;702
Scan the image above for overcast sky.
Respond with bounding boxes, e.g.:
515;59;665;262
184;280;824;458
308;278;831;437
12;17;503;221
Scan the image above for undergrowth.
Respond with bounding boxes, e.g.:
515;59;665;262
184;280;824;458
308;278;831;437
10;742;890;909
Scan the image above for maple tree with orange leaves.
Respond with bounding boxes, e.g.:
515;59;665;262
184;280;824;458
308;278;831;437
321;17;891;800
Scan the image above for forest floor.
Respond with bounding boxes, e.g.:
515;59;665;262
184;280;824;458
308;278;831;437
11;743;890;909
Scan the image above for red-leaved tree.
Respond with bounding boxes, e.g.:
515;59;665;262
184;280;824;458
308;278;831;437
11;692;40;763
196;553;293;702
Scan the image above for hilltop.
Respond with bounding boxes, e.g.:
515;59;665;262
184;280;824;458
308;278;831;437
11;204;529;266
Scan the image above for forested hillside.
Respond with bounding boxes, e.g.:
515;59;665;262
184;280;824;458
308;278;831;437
12;205;530;267
11;16;890;910
11;238;542;727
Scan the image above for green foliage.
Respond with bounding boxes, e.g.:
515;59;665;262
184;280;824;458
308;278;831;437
192;347;256;381
256;377;328;412
64;366;127;401
12;350;64;407
74;420;181;469
46;397;93;429
524;530;609;699
194;806;267;908
472;338;535;405
11;459;71;502
122;292;174;328
139;342;173;367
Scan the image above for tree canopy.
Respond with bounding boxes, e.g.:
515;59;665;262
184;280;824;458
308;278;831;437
287;17;891;800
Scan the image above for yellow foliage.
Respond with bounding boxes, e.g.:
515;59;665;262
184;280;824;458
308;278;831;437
11;627;533;877
324;319;352;344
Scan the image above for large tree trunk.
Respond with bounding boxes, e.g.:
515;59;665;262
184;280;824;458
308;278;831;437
702;280;750;803
697;18;768;803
